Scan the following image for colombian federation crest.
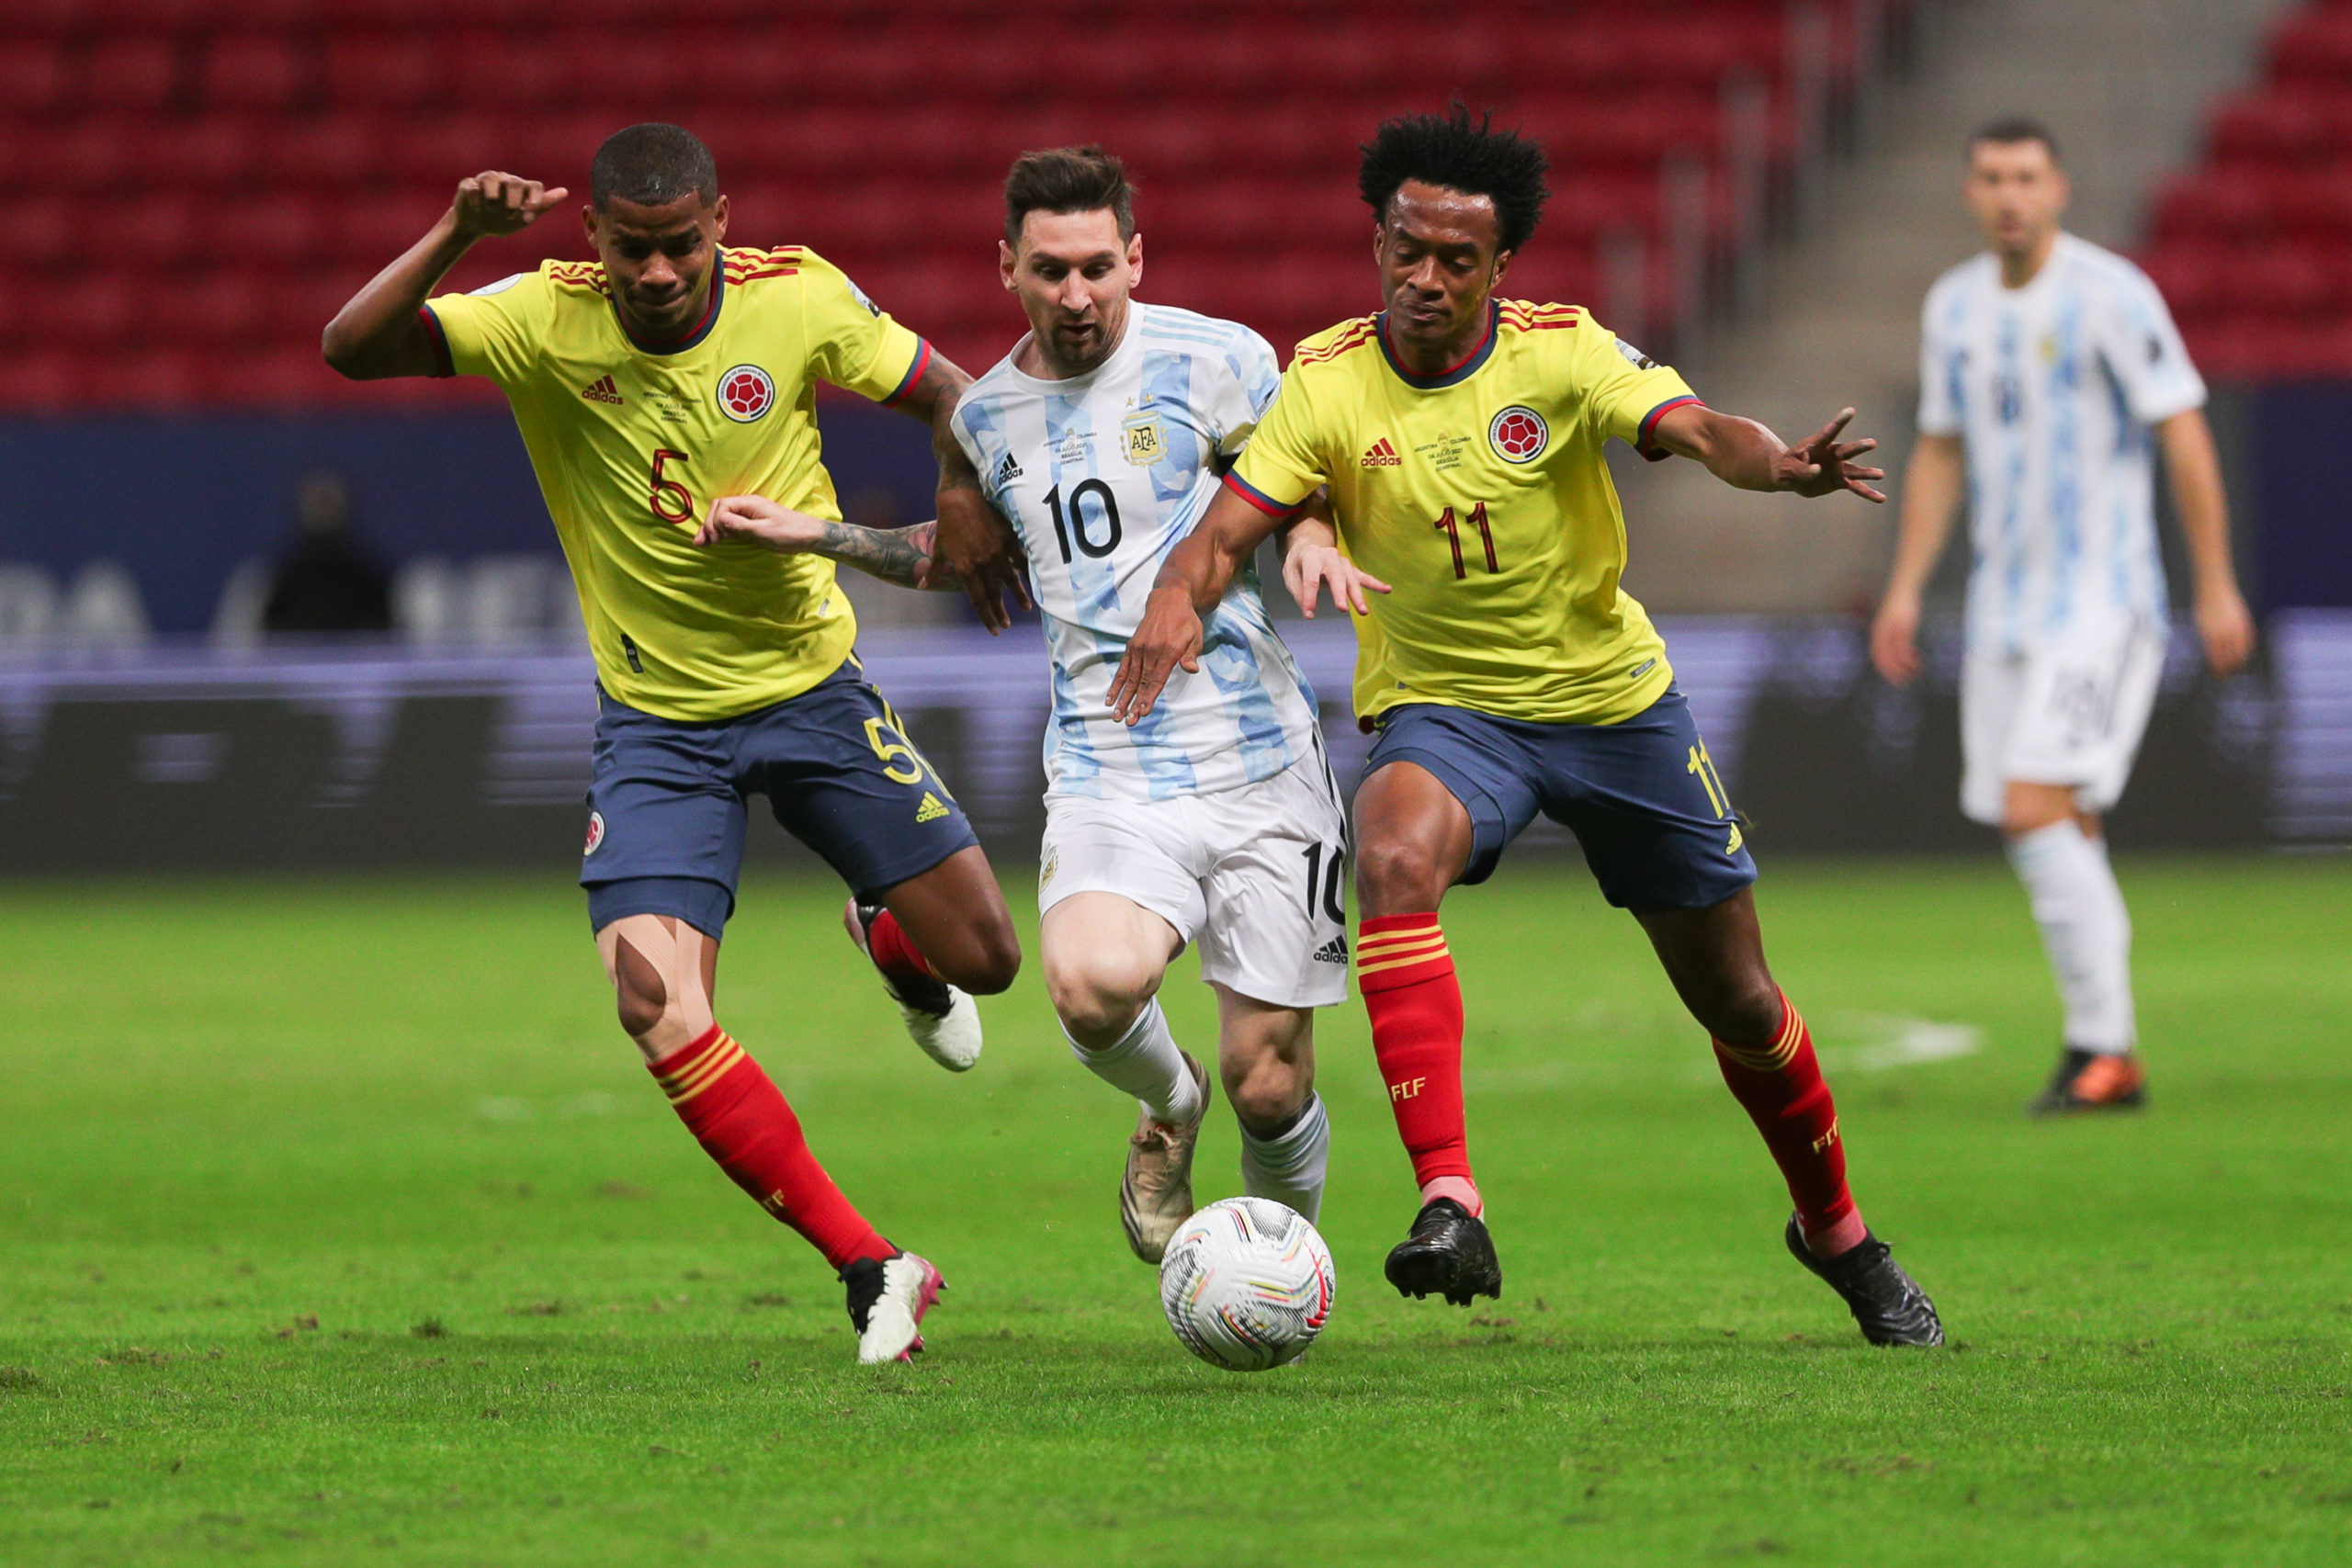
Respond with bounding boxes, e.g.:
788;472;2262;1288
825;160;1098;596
1488;405;1549;463
1120;412;1166;467
718;364;776;422
582;810;605;856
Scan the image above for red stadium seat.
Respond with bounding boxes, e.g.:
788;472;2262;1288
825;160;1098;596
322;33;448;111
81;37;183;115
145;115;263;190
201;34;313;113
116;192;206;264
0;37;75;115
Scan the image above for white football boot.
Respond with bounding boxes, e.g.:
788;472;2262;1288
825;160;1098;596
844;898;983;1072
842;1251;945;1364
1121;1053;1211;1264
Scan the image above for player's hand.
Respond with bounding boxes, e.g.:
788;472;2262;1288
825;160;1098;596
935;487;1033;634
1283;539;1390;619
451;172;568;239
1779;408;1887;502
1870;591;1922;686
2195;583;2256;677
1105;585;1204;726
695;495;827;552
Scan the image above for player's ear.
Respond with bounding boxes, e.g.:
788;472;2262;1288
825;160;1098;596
582;202;599;246
999;239;1019;291
709;193;729;243
1126;231;1143;291
1491;247;1513;289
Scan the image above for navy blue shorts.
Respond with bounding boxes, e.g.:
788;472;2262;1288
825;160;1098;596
1363;688;1757;910
580;657;980;939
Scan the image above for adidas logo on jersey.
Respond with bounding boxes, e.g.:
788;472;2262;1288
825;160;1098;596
1361;437;1401;468
915;792;950;824
580;374;623;405
993;451;1023;486
1312;936;1350;964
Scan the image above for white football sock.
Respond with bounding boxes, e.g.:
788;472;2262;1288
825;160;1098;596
1239;1092;1329;1224
1065;998;1202;1125
2005;818;2136;1053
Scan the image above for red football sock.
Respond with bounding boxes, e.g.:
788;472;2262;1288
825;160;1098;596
1713;990;1857;1246
1357;915;1475;1197
865;908;936;986
648;1024;893;1269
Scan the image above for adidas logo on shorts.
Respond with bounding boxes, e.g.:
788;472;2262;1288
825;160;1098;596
1312;936;1350;965
915;792;950;824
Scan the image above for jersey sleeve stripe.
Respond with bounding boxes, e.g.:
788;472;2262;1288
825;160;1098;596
1635;394;1705;460
1223;470;1303;518
416;304;455;378
880;337;931;407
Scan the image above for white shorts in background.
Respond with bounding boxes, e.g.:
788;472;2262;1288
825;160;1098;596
1961;614;2166;826
1037;753;1351;1010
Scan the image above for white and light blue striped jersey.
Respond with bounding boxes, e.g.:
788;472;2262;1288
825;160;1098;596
1919;233;2205;653
950;302;1320;802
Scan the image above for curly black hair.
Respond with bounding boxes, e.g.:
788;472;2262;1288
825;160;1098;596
1358;103;1549;254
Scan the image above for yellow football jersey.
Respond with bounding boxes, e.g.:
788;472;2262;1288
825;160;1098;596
1230;300;1699;727
424;246;928;722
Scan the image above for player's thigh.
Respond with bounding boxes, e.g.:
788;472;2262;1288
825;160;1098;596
1546;687;1758;913
1357;706;1535;896
2001;616;2162;804
580;694;751;939
1197;761;1351;1011
594;912;719;1058
746;662;982;903
1038;798;1200;1016
1960;643;2026;826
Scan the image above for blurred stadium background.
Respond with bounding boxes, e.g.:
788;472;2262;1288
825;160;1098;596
2;0;2346;870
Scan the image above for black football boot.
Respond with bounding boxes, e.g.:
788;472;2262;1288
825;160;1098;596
1784;1215;1943;1348
1384;1198;1502;1306
2030;1046;2146;1116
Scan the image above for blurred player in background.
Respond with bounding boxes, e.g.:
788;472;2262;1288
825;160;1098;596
321;122;1022;1363
1109;107;1942;1347
1871;119;2256;1116
700;147;1347;1260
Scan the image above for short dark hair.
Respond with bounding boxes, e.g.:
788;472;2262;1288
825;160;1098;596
1359;102;1549;255
1968;116;2061;165
591;123;718;209
1003;145;1135;246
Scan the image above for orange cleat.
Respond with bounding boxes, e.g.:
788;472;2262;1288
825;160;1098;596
2030;1047;2147;1116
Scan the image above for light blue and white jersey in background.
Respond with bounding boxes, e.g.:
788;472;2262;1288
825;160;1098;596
1918;233;2206;654
950;302;1321;802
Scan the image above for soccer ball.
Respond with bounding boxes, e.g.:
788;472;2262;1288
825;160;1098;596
1157;1197;1335;1371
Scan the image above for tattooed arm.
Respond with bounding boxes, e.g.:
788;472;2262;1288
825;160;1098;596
694;495;959;591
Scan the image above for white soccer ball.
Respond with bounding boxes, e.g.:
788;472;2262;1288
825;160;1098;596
1157;1197;1336;1371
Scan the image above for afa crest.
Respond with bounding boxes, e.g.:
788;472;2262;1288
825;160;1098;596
1120;412;1166;467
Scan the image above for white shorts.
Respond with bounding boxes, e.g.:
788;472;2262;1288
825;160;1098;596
1961;613;2166;826
1037;752;1351;1010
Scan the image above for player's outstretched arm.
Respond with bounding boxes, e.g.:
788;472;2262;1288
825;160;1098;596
1279;495;1391;620
1651;404;1888;503
322;172;567;379
1104;485;1283;725
695;496;955;591
888;355;1034;633
1871;433;1964;686
2156;409;2256;677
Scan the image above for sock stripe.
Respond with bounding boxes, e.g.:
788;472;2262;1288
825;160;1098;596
1714;992;1804;1074
1357;943;1453;979
1357;928;1448;957
655;1032;746;1105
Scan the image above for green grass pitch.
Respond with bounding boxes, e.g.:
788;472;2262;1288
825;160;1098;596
2;856;2347;1565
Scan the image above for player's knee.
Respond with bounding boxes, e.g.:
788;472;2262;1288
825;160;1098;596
1044;948;1155;1044
1354;834;1444;913
954;908;1023;996
1703;973;1785;1048
1225;1061;1310;1136
612;966;668;1042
